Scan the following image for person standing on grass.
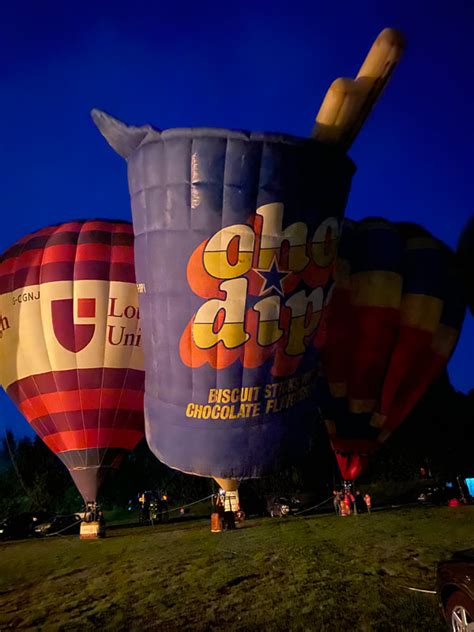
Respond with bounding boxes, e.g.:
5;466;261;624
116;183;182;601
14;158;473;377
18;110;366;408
364;493;372;514
347;490;355;513
355;491;366;514
340;494;350;516
333;490;341;515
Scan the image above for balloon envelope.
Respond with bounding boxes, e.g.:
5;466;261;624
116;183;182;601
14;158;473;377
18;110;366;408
94;112;355;480
0;220;145;502
319;217;465;480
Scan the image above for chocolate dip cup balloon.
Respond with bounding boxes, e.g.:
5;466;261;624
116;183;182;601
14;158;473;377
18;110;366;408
93;112;355;489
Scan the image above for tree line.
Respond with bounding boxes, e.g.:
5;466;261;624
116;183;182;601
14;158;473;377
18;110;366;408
0;371;472;518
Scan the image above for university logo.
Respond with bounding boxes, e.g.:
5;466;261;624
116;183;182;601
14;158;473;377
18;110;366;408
51;295;142;352
51;298;96;353
179;203;338;376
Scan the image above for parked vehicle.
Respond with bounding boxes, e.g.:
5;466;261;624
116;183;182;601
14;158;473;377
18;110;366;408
34;514;82;536
137;490;169;524
417;486;448;505
437;548;474;631
267;496;301;518
0;511;53;541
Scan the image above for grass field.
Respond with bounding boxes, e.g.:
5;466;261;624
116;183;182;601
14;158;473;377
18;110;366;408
1;506;473;631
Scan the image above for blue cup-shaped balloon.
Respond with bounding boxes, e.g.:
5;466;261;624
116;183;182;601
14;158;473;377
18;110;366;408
93;110;355;488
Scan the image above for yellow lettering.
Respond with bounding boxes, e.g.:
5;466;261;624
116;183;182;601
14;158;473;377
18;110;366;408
257;203;309;272
192;279;249;349
203;225;255;279
253;295;283;346
265;399;277;413
285;288;323;355
220;405;230;420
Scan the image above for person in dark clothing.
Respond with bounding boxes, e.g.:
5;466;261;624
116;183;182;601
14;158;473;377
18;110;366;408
355;491;367;514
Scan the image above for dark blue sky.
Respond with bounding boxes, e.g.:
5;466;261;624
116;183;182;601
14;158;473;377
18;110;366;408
0;0;472;436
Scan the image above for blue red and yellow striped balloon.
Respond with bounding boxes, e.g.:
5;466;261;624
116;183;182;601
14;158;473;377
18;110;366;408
318;217;465;480
0;220;145;503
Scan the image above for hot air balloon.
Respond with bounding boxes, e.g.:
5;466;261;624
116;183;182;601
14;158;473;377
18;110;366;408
0;220;145;510
92;111;355;494
318;217;465;482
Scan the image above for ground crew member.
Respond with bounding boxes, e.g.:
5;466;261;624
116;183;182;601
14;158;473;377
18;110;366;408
364;493;372;514
339;495;350;516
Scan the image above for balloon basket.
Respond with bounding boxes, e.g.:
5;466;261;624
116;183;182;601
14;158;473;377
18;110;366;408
80;521;106;540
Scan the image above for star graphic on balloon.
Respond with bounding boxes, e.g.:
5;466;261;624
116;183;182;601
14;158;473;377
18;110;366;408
255;257;291;297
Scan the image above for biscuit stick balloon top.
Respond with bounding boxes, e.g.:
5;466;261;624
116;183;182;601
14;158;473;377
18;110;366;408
313;28;405;150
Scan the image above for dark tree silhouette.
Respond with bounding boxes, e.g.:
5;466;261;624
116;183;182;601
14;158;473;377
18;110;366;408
0;370;472;517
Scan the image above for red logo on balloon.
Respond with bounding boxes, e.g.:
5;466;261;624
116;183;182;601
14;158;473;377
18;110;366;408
51;298;96;352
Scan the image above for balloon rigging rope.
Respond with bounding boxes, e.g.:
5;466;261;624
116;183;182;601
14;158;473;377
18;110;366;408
294;494;333;516
41;493;216;539
166;493;214;513
44;517;83;537
403;586;437;595
2;422;214;523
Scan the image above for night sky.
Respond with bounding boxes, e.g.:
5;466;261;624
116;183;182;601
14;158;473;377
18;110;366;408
0;0;472;437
